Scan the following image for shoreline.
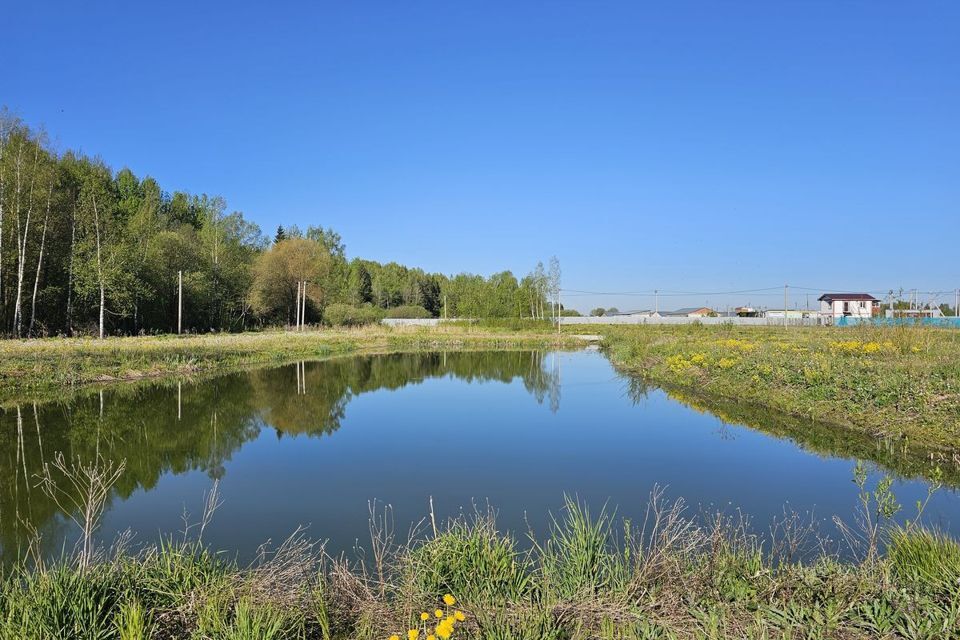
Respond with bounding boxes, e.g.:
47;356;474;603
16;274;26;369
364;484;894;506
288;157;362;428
0;326;584;405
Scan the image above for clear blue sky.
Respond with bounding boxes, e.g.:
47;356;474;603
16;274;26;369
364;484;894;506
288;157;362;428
4;1;958;311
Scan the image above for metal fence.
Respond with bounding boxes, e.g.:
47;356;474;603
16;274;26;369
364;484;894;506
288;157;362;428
835;317;960;328
381;318;442;327
558;316;823;326
382;316;960;328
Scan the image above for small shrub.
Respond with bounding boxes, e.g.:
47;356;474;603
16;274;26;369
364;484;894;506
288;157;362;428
383;305;433;319
323;304;384;327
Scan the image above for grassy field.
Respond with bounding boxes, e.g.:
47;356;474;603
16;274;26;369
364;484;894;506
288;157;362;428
2;491;959;640
595;324;960;457
0;325;578;405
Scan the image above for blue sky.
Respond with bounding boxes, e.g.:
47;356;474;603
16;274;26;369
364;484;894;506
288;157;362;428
4;1;958;311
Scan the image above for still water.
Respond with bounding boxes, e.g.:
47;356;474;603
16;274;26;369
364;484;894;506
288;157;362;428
1;349;958;562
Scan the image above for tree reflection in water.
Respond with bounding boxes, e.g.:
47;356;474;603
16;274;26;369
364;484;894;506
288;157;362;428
0;351;559;561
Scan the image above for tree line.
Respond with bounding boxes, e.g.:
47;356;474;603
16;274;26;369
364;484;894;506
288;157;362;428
0;112;559;337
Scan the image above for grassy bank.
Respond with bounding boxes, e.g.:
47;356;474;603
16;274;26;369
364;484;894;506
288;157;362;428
596;324;960;456
2;491;959;640
0;326;577;404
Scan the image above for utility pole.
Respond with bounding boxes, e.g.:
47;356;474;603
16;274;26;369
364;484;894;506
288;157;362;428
784;284;788;328
301;281;307;330
955;288;959;318
557;291;561;336
177;270;182;335
295;281;301;330
654;289;659;315
443;294;447;320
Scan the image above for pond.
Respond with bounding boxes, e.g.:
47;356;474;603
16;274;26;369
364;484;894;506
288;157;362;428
1;348;958;563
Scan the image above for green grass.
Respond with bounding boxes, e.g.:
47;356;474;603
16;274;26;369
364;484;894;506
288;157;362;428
592;323;960;454
2;495;960;639
0;325;580;405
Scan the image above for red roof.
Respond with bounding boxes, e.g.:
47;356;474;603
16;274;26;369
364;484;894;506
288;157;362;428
817;293;879;302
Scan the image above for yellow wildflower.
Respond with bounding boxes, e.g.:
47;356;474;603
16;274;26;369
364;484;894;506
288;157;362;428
454;610;466;621
717;357;737;370
666;354;693;373
435;609;444;619
420;613;430;621
408;630;419;640
427;636;437;640
390;636;399;640
443;594;456;606
717;338;755;351
436;618;455;640
862;341;881;354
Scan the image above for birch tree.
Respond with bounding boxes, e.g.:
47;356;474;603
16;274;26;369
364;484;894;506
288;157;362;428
548;256;561;322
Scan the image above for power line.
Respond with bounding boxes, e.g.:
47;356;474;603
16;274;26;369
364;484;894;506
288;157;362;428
562;285;957;298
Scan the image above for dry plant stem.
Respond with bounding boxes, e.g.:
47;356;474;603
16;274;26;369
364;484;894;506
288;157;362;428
34;450;125;569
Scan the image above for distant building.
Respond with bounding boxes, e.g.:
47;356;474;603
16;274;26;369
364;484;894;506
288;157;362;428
605;309;657;317
818;293;879;319
888;307;944;319
765;309;816;319
661;307;715;318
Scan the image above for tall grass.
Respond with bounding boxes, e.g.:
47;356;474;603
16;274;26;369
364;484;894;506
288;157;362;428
3;488;959;639
600;324;960;455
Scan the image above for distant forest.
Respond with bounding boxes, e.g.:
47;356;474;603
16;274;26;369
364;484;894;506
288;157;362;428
0;112;560;337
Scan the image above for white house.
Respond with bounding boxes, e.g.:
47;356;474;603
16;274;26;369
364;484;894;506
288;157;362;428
818;293;879;319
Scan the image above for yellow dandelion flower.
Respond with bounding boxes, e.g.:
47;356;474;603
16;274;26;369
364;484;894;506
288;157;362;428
436;619;454;640
454;610;466;621
420;612;430;621
443;594;456;606
434;609;443;619
408;630;420;640
427;636;437;640
390;636;400;640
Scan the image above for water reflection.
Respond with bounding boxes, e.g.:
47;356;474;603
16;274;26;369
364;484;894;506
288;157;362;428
0;351;560;560
1;349;957;565
625;378;959;487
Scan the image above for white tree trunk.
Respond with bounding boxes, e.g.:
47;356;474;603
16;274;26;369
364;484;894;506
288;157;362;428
13;142;40;337
91;192;105;339
10;140;24;335
28;187;50;335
